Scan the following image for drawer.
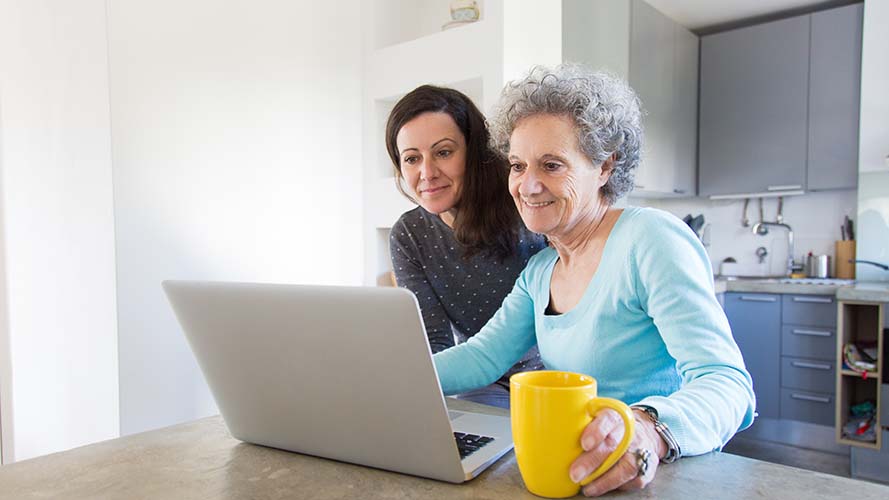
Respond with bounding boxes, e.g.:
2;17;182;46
781;356;836;394
781;325;836;361
780;388;834;426
782;294;837;328
851;430;889;482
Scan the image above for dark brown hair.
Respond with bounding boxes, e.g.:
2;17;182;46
385;85;521;260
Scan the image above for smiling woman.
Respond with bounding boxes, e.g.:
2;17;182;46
432;64;755;497
384;85;547;408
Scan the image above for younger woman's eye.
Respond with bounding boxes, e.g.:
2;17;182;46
437;149;452;158
402;156;418;166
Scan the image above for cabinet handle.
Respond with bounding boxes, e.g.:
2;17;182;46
790;393;831;404
791;361;832;371
767;184;803;191
673;188;686;194
792;296;833;304
635;184;646;190
792;329;832;337
739;295;777;302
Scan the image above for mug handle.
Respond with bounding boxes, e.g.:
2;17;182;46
579;398;636;485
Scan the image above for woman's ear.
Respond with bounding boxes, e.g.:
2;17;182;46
598;154;616;187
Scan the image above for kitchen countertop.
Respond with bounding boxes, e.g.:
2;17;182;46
2;399;889;500
714;278;889;301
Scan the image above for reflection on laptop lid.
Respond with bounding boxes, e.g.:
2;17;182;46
163;280;513;483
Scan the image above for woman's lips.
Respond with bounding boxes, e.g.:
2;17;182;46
421;185;449;195
521;199;554;209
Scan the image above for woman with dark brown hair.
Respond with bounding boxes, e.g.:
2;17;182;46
386;85;545;408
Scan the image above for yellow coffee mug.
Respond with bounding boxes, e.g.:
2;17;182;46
510;371;635;498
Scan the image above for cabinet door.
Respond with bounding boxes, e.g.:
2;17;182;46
672;24;698;197
725;293;781;419
807;4;862;191
699;16;810;196
630;0;674;195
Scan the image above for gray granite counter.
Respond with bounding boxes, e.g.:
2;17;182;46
713;278;889;302
1;399;888;500
836;282;889;303
715;278;844;296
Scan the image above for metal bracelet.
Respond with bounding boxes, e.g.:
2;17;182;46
631;405;681;463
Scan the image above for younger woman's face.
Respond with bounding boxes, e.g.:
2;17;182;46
396;112;467;218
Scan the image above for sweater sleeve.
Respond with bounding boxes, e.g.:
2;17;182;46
389;218;455;353
630;210;755;457
432;266;538;394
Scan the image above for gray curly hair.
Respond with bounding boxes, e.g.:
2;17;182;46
489;63;643;204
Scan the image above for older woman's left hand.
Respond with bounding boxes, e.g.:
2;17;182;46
569;408;667;497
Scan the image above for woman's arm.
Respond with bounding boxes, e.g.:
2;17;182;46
433;267;538;394
389;221;456;353
631;210;756;457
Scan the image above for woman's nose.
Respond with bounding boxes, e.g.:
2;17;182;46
518;169;543;196
419;159;439;181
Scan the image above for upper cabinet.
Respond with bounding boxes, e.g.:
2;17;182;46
699;4;863;197
808;4;863;190
564;0;698;198
699;16;810;197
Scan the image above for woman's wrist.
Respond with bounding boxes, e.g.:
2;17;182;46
632;408;669;460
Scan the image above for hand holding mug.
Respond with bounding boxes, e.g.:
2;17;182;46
571;407;667;497
510;371;636;498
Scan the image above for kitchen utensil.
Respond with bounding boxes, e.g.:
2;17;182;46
690;214;705;236
742;198;750;227
806;254;831;279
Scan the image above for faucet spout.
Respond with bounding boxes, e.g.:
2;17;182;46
752;221;794;277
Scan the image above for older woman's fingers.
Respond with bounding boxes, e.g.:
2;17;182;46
580;408;623;452
580;449;641;497
569;432;621;483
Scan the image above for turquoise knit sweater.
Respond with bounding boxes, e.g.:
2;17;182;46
432;207;755;456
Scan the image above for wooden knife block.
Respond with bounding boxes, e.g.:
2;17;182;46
835;240;856;279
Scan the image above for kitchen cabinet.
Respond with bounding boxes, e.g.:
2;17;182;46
629;0;697;197
807;3;863;191
699;5;864;197
565;0;698;198
699;16;809;197
726;292;840;425
725;293;781;419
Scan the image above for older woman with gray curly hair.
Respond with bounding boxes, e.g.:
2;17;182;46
432;64;754;497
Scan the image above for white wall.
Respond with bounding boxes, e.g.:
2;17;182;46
856;0;889;282
0;0;120;461
636;190;858;277
107;0;364;435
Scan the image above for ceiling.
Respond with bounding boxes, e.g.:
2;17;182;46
646;0;852;31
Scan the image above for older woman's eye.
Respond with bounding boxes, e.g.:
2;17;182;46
544;162;562;171
510;163;526;173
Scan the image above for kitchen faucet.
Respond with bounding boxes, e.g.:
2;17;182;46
751;221;794;277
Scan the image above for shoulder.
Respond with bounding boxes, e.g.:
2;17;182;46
390;207;434;243
620;206;686;235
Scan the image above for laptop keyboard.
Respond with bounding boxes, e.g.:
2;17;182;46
453;432;495;459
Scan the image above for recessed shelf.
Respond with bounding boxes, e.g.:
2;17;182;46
370;0;485;51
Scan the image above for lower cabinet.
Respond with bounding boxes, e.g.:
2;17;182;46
724;293;781;419
725;292;837;425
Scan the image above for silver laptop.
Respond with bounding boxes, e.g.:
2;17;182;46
162;280;514;483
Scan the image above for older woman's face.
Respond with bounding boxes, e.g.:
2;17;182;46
396;112;466;216
507;114;611;237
